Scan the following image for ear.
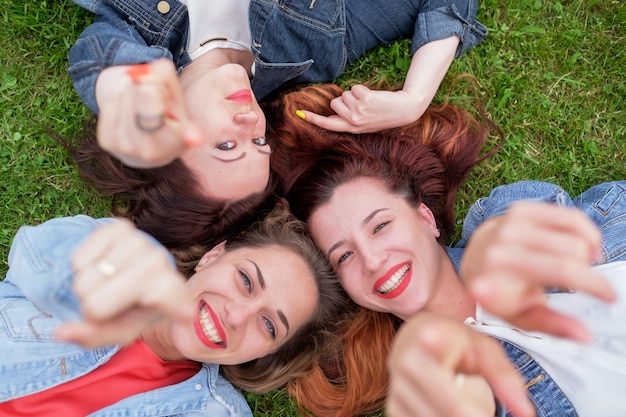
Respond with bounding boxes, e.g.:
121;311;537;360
195;241;227;272
416;203;440;238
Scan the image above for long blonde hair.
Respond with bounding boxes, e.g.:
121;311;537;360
220;203;348;393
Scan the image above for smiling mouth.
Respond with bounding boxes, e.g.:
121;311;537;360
198;302;225;347
375;263;411;295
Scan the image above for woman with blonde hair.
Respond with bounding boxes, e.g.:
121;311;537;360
0;203;346;416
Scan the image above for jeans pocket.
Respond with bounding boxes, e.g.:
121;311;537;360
0;299;60;342
581;182;626;263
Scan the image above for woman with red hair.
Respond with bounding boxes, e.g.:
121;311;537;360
268;85;626;417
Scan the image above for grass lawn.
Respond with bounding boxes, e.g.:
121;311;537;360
1;0;624;415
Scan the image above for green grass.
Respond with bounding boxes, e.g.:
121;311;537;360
1;1;109;270
1;0;625;415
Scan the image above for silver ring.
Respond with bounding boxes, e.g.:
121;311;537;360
135;113;165;133
96;259;117;278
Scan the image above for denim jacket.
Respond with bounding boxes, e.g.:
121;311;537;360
68;0;487;113
445;180;626;417
0;215;252;417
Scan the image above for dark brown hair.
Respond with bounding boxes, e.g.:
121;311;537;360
63;117;277;254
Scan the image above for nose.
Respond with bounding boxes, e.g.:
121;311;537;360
223;298;255;330
358;241;387;274
233;110;259;126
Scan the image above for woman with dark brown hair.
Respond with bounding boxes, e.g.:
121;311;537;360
67;121;276;252
67;0;488;253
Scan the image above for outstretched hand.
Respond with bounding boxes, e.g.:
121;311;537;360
55;219;195;347
95;58;202;168
298;84;427;133
386;312;536;417
461;202;616;341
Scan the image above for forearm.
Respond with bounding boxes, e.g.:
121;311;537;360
402;36;459;117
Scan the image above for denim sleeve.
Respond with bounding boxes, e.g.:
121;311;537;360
411;0;488;58
458;181;575;246
5;216;174;321
5;216;108;321
68;18;173;114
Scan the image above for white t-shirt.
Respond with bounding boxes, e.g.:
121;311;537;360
467;261;626;417
179;0;252;61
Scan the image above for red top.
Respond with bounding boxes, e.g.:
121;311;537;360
0;339;201;416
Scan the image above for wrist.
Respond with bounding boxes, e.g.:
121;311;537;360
398;88;429;123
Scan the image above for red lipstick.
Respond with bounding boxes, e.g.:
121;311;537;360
194;301;227;349
226;89;252;104
373;262;412;299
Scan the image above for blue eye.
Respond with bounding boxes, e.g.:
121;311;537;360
263;317;277;339
216;141;236;150
374;221;389;233
239;270;252;293
337;251;353;265
252;137;268;146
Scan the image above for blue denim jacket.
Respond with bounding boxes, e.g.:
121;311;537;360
0;215;252;417
68;0;487;113
445;180;626;417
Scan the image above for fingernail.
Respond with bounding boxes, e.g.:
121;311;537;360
126;64;151;83
295;110;306;120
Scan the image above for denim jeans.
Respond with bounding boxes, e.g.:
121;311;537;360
449;180;626;417
250;0;487;97
498;340;578;417
70;0;487;111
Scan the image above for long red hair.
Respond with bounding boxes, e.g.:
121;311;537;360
263;82;502;416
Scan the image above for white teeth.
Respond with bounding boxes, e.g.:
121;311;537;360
377;264;410;294
199;304;223;345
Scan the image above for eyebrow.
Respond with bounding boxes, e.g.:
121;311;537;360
211;151;247;162
248;259;290;336
326;208;388;258
250;260;265;289
278;311;290;335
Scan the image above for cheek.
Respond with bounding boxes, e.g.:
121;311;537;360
338;269;366;300
251;154;271;179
